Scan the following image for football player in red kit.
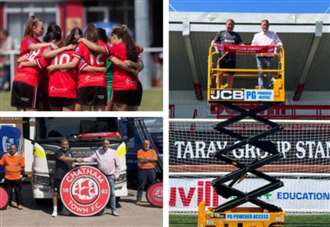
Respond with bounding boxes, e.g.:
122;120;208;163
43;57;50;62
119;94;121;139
72;24;108;111
19;16;57;57
12;17;46;111
45;28;82;111
73;24;140;111
78;26;143;111
11;16;57;110
110;25;144;111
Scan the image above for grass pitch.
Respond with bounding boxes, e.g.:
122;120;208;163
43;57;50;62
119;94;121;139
0;88;162;111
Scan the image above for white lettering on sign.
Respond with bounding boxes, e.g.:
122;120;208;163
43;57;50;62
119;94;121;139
210;90;244;100
173;141;330;160
169;178;330;213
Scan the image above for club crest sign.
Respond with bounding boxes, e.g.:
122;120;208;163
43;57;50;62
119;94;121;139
147;181;163;208
0;187;9;210
60;166;110;216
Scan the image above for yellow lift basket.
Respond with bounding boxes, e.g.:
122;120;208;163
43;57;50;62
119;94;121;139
207;44;285;103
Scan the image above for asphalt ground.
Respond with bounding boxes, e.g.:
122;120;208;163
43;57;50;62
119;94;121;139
0;183;162;227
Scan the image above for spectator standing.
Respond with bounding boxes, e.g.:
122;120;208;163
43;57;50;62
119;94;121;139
0;29;14;90
0;144;24;210
251;19;283;88
136;139;158;205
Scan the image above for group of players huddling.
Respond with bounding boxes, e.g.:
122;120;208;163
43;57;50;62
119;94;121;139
11;16;144;111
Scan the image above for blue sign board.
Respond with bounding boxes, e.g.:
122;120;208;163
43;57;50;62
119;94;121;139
0;126;21;173
170;0;330;13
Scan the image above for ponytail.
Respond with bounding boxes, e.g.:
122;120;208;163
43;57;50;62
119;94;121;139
97;28;108;43
43;31;61;43
111;25;138;62
64;27;82;46
43;22;62;42
24;16;41;37
84;23;98;42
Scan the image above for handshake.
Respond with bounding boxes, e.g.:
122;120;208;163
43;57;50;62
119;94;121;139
74;158;84;163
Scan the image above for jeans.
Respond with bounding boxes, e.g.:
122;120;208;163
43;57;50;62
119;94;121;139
5;179;23;205
107;175;116;210
137;169;156;201
256;57;274;88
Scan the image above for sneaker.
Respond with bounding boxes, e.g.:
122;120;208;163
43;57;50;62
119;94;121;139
51;210;58;217
136;201;143;206
17;205;23;210
112;210;119;216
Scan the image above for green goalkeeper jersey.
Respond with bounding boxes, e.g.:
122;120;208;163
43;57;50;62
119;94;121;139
105;59;113;100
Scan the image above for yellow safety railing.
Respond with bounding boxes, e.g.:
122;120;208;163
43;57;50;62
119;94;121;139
207;44;286;103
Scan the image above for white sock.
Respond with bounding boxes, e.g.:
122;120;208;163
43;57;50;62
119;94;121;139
53;206;57;212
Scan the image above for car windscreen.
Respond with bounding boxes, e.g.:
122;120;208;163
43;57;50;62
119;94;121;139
36;118;119;139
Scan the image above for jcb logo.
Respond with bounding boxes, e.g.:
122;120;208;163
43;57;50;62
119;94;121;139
210;90;244;100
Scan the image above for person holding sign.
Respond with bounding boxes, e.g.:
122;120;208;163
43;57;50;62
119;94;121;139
52;138;77;217
251;19;283;89
212;19;243;88
77;139;120;216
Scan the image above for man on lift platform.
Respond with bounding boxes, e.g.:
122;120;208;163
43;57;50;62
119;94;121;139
252;19;283;89
212;19;243;89
207;32;285;103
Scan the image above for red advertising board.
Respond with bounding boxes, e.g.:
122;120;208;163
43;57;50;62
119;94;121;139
147;181;163;208
0;186;8;210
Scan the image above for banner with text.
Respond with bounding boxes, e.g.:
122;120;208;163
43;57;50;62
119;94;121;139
169;177;330;213
169;122;330;169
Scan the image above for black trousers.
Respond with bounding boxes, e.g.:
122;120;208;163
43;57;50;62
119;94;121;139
137;169;156;201
5;179;23;205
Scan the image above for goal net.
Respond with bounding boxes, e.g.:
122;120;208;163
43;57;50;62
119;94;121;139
169;119;330;214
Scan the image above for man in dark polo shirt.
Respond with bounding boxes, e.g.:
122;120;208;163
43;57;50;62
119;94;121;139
51;137;77;217
212;19;243;88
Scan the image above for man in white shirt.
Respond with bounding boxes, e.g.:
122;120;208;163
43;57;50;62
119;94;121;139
251;19;283;89
78;139;120;216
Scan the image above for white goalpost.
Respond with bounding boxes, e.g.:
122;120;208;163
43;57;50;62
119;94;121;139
169;119;330;214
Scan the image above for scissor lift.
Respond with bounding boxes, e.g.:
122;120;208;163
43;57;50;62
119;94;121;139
198;44;286;227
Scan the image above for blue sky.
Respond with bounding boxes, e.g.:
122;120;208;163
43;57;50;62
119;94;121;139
169;0;330;13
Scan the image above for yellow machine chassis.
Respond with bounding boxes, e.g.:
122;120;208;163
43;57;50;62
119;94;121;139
207;45;286;103
198;201;285;227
